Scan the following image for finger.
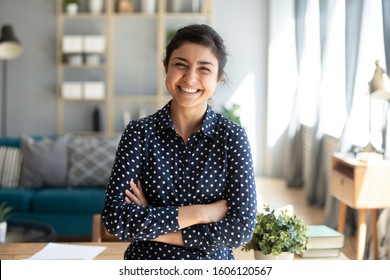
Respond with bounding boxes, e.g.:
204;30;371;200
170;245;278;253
130;181;147;205
129;181;142;198
124;189;134;201
137;180;145;196
137;180;148;205
125;196;131;204
125;188;142;205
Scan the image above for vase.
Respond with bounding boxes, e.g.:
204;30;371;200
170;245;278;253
92;107;101;132
192;0;201;13
118;0;134;13
141;0;156;14
171;0;182;13
254;251;294;260
0;221;7;243
85;54;101;66
88;0;104;14
65;3;78;15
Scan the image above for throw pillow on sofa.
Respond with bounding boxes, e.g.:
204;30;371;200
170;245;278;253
0;147;22;188
20;135;70;188
67;135;120;187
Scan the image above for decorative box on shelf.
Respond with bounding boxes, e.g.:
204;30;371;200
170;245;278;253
62;82;82;99
83;35;106;65
62;35;83;53
85;54;103;65
65;54;83;66
84;82;105;100
83;35;106;53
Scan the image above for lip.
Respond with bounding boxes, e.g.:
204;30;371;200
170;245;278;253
177;86;201;94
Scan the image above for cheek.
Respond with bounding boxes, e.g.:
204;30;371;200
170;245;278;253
165;70;182;94
165;71;175;88
202;76;219;91
166;69;180;83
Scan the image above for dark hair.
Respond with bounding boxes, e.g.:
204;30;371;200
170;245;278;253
164;24;228;81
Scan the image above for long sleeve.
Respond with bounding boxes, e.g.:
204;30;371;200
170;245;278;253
101;120;180;241
181;127;257;253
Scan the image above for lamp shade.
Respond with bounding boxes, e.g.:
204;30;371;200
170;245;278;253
369;60;390;100
0;25;22;60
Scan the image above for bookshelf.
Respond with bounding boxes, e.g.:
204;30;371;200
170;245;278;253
56;0;214;135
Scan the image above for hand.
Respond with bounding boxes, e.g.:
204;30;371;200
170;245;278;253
124;180;148;206
200;200;228;224
153;231;184;247
178;199;228;229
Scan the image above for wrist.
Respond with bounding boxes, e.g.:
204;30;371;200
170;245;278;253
178;204;202;229
154;231;184;246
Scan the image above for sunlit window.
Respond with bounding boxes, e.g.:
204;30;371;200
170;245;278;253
298;0;321;128
299;0;386;145
318;0;346;138
347;0;386;148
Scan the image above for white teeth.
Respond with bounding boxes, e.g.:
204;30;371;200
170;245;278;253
180;86;198;93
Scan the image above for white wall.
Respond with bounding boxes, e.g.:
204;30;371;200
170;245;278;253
0;0;57;137
213;0;269;176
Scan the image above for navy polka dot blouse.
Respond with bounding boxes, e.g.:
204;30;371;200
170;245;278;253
102;101;257;260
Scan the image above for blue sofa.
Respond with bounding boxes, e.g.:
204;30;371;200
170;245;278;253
0;135;119;239
0;188;105;237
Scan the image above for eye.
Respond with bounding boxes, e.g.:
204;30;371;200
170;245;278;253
199;67;211;73
174;62;187;69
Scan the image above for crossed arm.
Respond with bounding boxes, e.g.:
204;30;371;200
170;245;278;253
124;181;228;246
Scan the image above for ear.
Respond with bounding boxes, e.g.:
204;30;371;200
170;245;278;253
163;60;168;73
217;72;225;83
218;71;228;85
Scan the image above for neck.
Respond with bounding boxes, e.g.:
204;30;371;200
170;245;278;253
170;101;207;142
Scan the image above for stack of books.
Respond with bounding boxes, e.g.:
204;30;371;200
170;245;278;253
300;225;345;258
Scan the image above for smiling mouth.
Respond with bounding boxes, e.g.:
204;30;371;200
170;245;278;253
179;86;201;94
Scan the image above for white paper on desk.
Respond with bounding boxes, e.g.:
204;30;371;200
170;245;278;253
26;243;106;260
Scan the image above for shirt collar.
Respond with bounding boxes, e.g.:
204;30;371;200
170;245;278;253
156;101;217;139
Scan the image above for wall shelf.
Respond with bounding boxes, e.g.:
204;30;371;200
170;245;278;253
57;0;213;135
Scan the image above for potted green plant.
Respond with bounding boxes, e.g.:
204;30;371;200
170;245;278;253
64;0;80;15
242;204;309;260
0;202;12;243
220;104;241;125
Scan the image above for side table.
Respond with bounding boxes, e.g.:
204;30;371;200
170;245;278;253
330;153;390;260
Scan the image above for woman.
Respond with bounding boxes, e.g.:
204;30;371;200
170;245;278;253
102;24;257;260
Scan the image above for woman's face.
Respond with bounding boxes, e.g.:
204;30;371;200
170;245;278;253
165;43;220;110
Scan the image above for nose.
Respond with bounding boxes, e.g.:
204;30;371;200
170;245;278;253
183;67;197;84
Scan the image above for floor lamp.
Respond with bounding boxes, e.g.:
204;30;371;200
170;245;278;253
0;24;22;136
358;60;390;156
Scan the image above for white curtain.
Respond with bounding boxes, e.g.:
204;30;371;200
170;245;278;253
324;0;365;233
271;0;390;258
283;0;306;188
281;0;346;206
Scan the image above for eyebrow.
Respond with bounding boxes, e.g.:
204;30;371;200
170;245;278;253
172;57;215;67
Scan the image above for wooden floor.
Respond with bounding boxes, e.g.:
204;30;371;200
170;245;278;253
256;177;356;260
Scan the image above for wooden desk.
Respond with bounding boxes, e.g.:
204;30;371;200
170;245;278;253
330;154;390;260
0;242;128;260
0;242;348;260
